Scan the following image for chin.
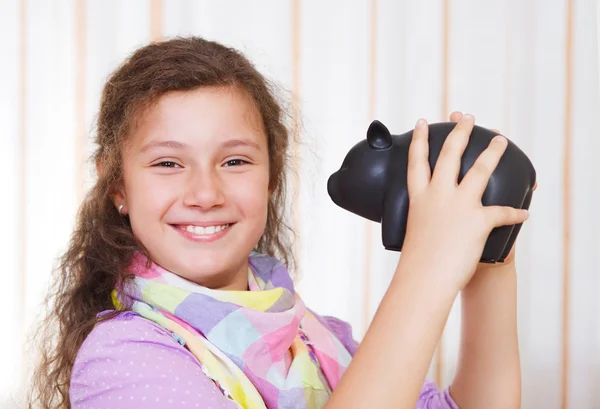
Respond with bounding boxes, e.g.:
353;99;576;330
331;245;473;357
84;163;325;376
178;249;244;284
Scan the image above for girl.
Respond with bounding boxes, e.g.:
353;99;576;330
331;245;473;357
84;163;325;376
28;36;531;409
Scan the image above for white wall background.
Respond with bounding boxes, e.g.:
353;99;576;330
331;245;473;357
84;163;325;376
0;0;599;408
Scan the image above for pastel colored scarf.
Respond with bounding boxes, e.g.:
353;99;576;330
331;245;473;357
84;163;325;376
113;252;352;409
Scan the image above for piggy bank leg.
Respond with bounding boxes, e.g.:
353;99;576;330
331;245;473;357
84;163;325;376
480;224;514;263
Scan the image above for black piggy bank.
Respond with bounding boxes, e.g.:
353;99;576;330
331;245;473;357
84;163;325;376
327;120;536;263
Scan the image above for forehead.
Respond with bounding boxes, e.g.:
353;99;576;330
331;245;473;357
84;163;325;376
130;86;266;149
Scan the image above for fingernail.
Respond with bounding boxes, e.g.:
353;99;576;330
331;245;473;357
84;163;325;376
493;135;507;144
416;118;425;127
462;114;473;121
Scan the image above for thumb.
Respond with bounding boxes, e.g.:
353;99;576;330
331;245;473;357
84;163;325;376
486;206;530;228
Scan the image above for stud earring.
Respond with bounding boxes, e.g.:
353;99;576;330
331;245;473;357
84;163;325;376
118;204;124;215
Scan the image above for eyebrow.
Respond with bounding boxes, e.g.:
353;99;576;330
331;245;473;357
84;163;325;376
140;140;189;153
140;138;262;153
220;139;262;151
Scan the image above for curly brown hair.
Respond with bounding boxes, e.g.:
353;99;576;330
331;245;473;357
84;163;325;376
26;36;296;409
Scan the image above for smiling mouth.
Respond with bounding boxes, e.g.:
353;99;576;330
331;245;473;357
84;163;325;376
173;223;232;236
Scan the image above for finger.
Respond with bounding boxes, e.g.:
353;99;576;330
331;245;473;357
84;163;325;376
533;181;538;191
459;135;508;197
449;111;463;122
485;206;530;228
491;128;501;134
431;114;475;186
407;118;431;196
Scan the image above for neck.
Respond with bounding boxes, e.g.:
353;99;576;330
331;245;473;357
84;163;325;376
197;260;250;291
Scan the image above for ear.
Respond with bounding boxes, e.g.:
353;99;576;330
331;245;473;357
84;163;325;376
367;120;392;149
112;188;126;210
98;159;128;214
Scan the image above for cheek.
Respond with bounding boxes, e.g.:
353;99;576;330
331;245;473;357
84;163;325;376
124;168;178;221
231;171;270;219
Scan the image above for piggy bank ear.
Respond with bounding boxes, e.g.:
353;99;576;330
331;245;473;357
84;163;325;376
367;120;392;149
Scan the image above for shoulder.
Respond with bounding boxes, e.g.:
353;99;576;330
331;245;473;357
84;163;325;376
81;310;177;345
73;310;194;371
70;310;238;409
310;311;360;356
416;380;459;409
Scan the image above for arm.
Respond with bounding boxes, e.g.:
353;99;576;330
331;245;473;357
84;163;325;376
449;261;521;409
325;257;459;409
318;315;458;409
447;111;530;409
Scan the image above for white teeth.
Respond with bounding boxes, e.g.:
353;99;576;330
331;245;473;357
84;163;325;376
181;224;229;236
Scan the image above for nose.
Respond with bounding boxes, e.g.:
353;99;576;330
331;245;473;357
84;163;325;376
183;167;226;209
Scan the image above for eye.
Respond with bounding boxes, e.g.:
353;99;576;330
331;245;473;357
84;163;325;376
153;161;181;168
223;159;249;167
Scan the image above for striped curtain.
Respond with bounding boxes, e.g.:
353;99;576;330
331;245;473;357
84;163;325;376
1;1;599;408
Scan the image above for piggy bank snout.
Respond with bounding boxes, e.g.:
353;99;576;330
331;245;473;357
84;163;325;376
327;171;342;205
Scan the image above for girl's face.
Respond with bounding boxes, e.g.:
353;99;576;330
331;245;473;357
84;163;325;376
117;87;270;290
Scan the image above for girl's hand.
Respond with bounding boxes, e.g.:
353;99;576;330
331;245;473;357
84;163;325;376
399;114;530;291
446;111;537;270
